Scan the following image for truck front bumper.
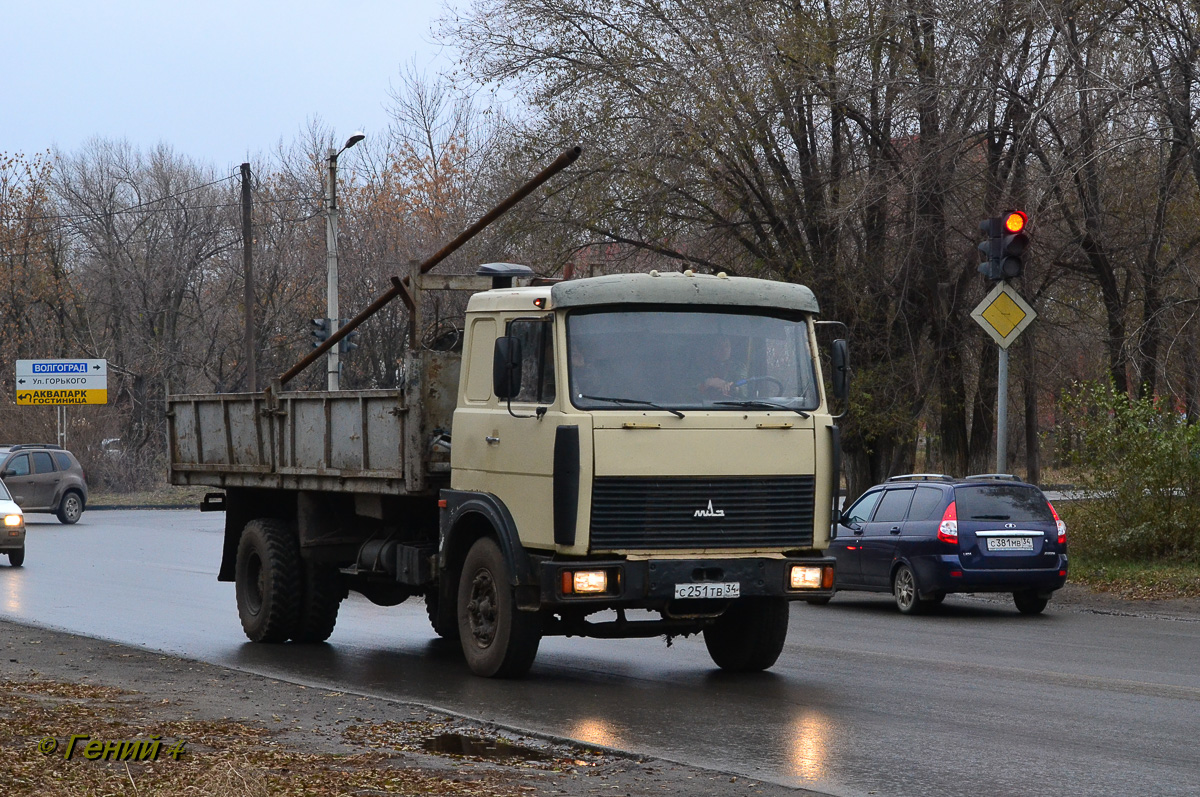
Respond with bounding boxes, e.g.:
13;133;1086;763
538;555;835;609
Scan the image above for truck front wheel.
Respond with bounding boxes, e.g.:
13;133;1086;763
456;537;541;677
235;519;302;643
703;597;790;672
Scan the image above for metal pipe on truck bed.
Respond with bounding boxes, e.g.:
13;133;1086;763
276;146;582;388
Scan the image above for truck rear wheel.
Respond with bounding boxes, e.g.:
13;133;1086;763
457;537;541;678
292;562;345;643
235;519;302;643
703;597;790;672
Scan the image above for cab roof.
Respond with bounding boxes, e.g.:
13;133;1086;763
464;271;819;314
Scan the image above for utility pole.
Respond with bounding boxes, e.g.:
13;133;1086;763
323;132;364;391
325;150;340;390
240;163;257;392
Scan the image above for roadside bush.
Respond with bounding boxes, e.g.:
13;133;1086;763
1056;381;1200;562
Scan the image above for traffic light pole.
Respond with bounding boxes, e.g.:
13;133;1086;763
997;346;1008;473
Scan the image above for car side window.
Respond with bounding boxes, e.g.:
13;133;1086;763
844;490;882;524
31;452;55;474
53;452;72;470
6;454;30;477
872;488;914;523
907;486;946;521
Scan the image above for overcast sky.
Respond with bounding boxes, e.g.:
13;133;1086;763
2;0;458;170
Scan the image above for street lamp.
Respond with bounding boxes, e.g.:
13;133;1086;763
325;130;365;390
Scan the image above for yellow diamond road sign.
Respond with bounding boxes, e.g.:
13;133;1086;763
971;284;1036;349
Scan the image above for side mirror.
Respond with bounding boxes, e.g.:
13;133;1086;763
493;336;523;399
1;470;13;479
831;339;850;401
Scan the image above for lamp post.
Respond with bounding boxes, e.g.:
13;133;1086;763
325;130;365;390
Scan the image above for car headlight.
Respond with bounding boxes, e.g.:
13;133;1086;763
4;514;23;528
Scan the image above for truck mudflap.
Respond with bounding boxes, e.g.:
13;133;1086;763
538;556;835;607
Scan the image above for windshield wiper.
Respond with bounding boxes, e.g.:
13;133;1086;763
578;394;685;419
713;399;810;418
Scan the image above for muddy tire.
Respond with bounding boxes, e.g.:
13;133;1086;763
292;561;345;643
235;519;302;643
456;537;541;678
703;597;790;672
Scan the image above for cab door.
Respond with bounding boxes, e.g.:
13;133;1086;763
452;314;592;554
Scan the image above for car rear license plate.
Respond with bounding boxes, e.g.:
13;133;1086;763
986;537;1034;551
674;582;740;599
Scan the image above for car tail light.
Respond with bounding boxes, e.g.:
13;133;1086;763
1048;502;1066;544
938;501;958;544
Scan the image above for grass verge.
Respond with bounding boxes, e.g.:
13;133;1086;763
87;485;210;508
1064;554;1200;600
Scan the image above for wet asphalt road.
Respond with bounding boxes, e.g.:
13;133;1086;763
1;509;1198;797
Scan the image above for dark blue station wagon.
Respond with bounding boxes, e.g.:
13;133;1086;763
816;474;1068;614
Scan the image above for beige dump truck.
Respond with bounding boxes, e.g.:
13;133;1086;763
167;153;849;678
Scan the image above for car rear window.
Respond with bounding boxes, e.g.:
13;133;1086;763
954;484;1053;522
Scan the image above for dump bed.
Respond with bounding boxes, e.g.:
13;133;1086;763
167;351;459;496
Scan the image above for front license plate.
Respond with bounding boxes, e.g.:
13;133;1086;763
674;582;741;599
986;537;1034;551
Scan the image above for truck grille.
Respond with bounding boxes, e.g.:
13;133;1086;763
589;476;816;550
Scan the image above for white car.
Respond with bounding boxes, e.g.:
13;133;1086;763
0;479;26;566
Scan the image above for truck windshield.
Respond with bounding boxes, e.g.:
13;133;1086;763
567;308;820;412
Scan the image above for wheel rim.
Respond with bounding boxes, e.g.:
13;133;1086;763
64;495;81;522
895;568;915;610
466;567;498;647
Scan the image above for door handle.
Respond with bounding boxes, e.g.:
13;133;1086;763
485;436;500;445
889;526;901;534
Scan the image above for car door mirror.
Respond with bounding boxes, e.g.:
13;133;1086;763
492;335;523;399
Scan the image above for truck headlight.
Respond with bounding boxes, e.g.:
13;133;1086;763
789;565;831;590
561;570;608;595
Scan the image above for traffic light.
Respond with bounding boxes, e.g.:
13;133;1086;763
338;319;359;354
978;210;1029;281
999;210;1028;279
310;317;330;348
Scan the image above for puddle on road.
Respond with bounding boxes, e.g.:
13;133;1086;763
421;732;554;763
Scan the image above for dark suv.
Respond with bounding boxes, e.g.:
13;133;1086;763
819;474;1067;614
0;444;89;524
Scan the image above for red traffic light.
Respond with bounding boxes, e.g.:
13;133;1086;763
1004;211;1027;234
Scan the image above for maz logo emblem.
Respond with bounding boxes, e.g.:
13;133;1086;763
694;500;726;518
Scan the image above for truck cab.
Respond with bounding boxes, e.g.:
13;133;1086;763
436;270;841;675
